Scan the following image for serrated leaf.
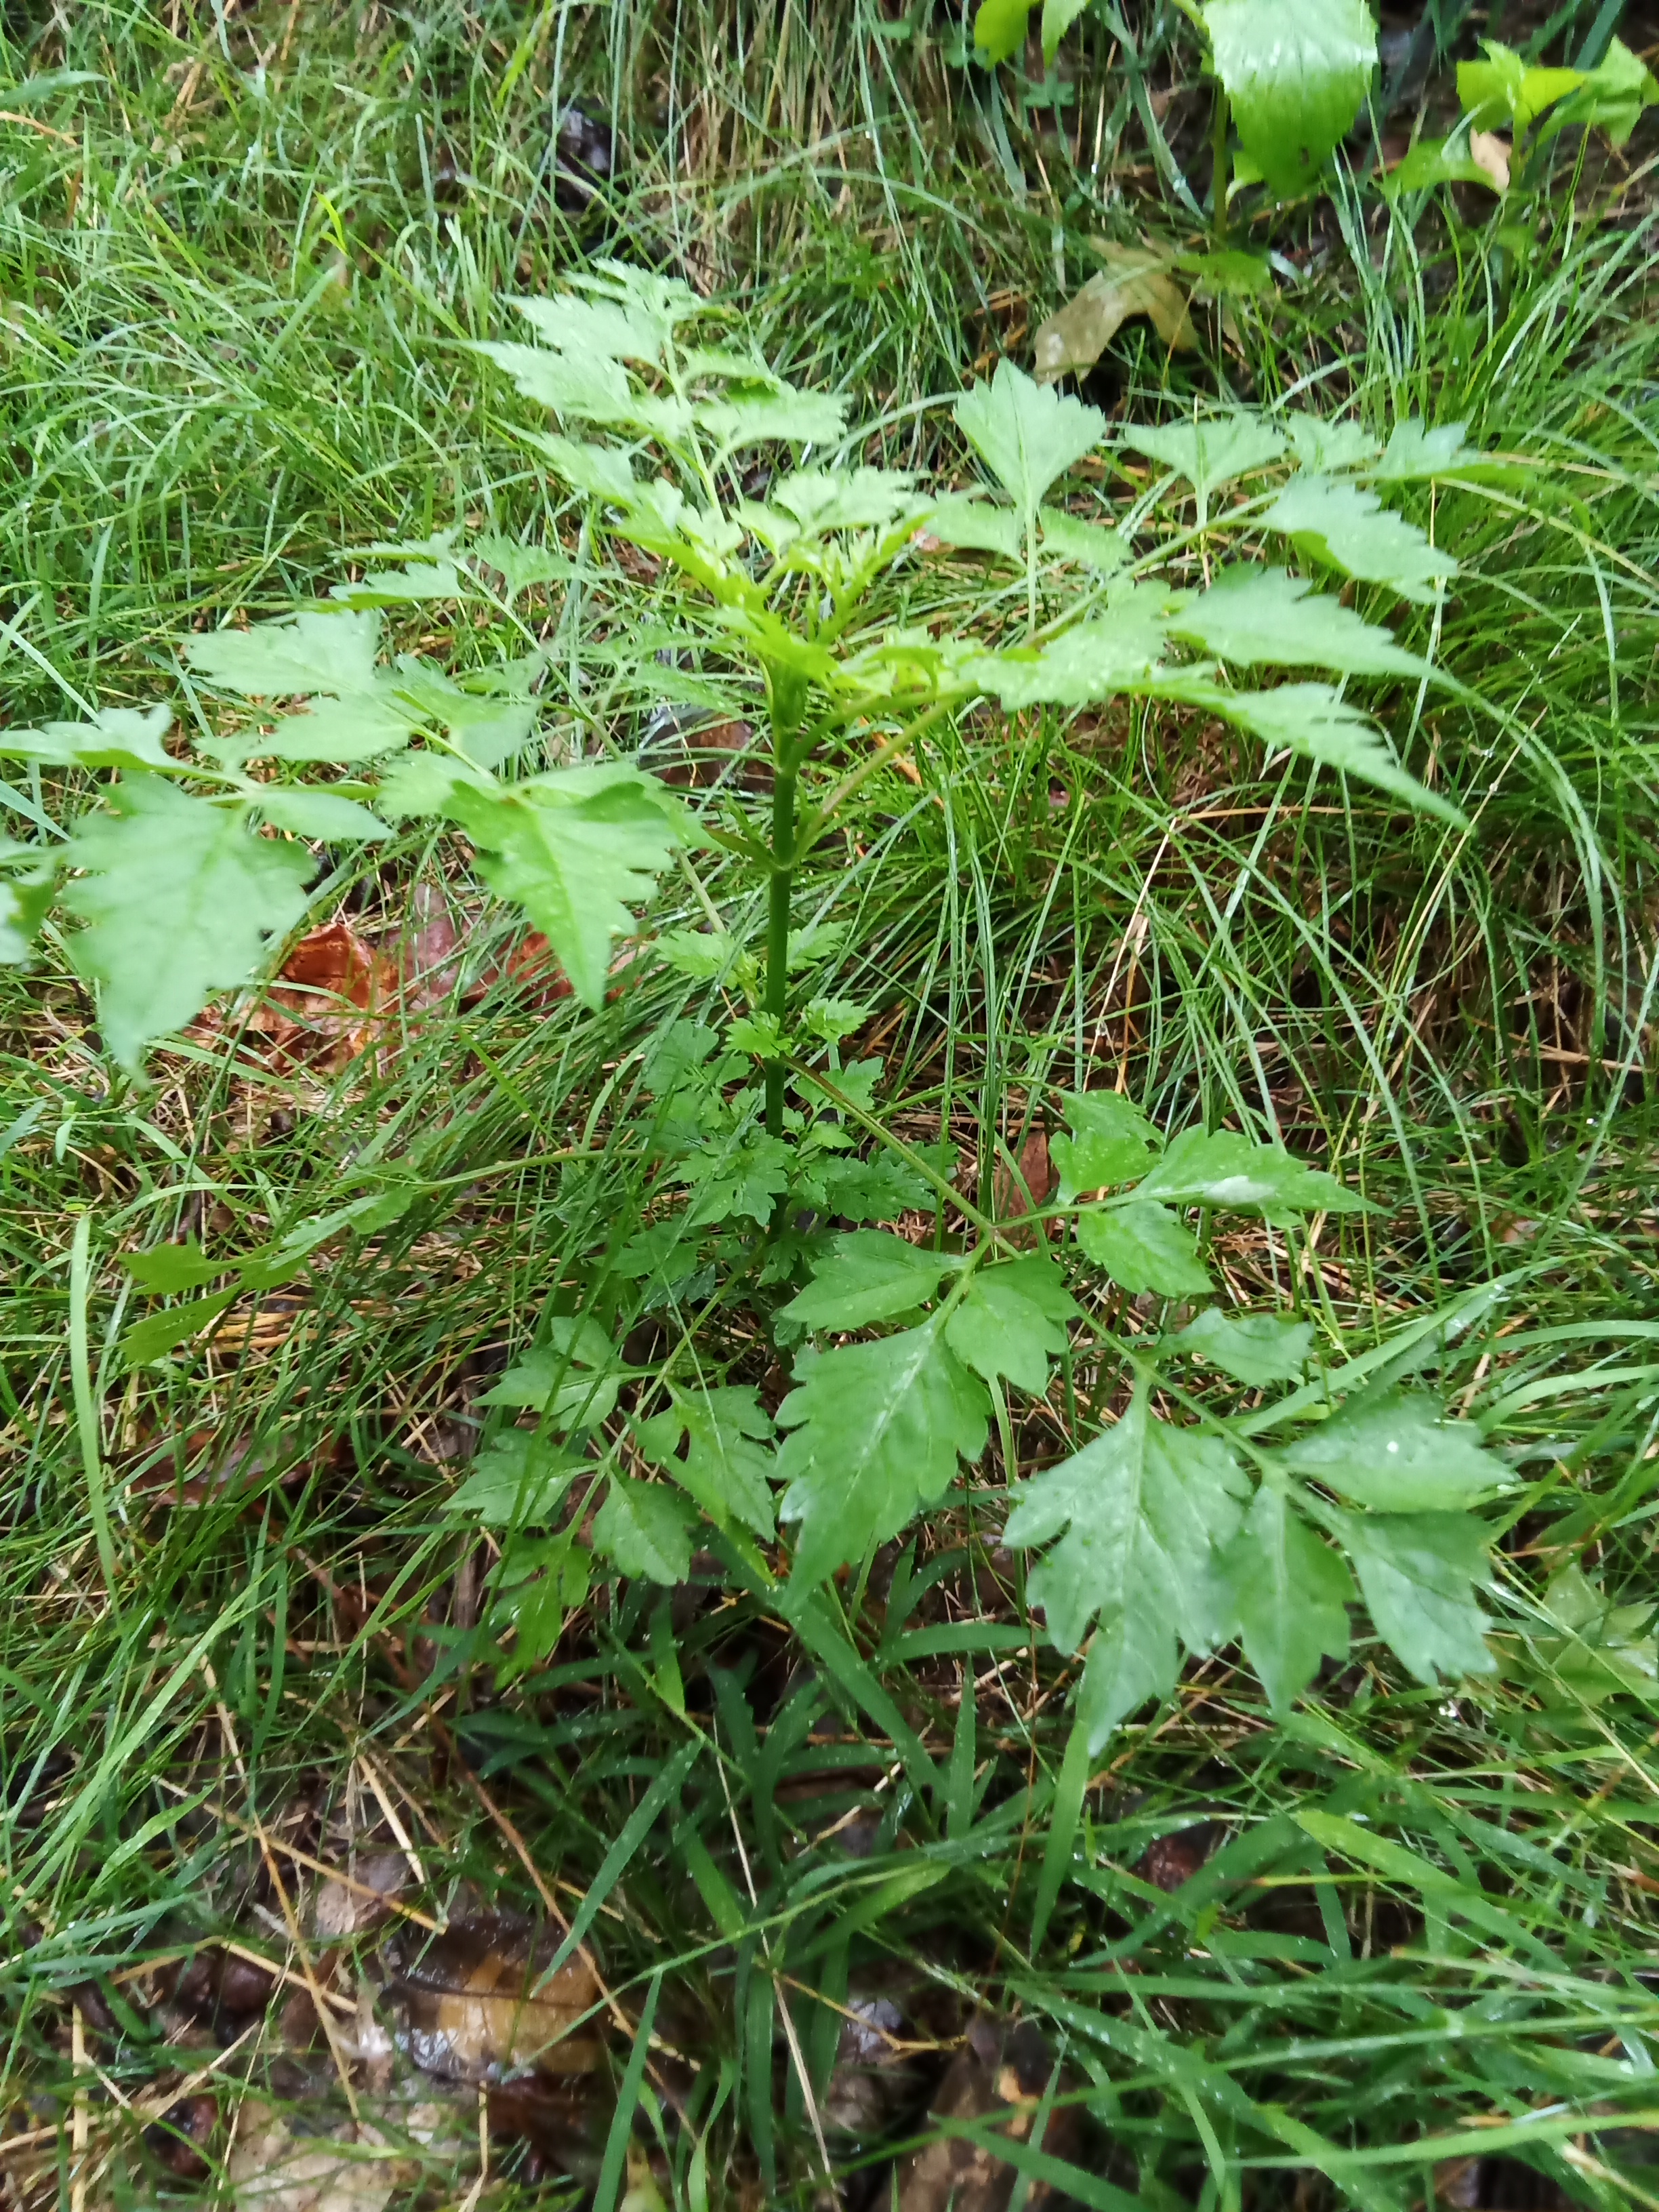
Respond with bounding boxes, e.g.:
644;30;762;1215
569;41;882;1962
921;495;1024;560
636;1385;776;1536
944;1257;1080;1393
1283;415;1380;472
477;1318;623;1432
695;388;848;450
1340;1509;1496;1682
1076;1201;1212;1295
119;1288;240;1367
0;878;52;962
1264;475;1455;605
1533;1565;1659;1705
1120;413;1286;500
185;609;382;697
818;1151;934;1225
447;765;684;1006
592;1475;696;1584
122;1240;230;1293
1039;507;1130;571
253;788;390;841
679;1131;794;1227
1281;1391;1510;1510
1136;1127;1362;1213
981;597;1172;707
531;432;640;505
972;0;1034;64
1170;676;1464;825
773;467;925;536
0;704;175;773
61;778;314;1067
1166;567;1429;677
1214;1483;1352;1710
954;361;1105;526
1006;1382;1248;1746
449;1430;577;1524
1203;0;1377;199
375;750;498;819
781;1230;959;1332
331;559;464;608
1052;1089;1160;1198
1174;1309;1313;1386
776;1320;989;1589
1374;419;1480;480
513;290;668;365
1042;0;1090;61
474;338;690;437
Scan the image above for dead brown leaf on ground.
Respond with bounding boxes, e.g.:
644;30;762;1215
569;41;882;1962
384;1916;606;2082
895;2019;1080;2212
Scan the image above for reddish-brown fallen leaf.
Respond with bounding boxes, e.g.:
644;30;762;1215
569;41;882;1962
247;920;399;1071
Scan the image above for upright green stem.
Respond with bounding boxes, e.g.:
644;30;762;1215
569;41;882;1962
1210;83;1230;246
763;757;798;1138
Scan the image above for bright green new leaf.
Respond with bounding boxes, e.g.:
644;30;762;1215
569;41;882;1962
695;389;848;451
1076;1201;1211;1295
1214;1483;1352;1710
1457;41;1584;139
1175;1309;1313;1387
185;609;382;697
447;765;685;1006
1203;0;1378;199
475;338;688;436
592;1475;696;1585
1005;1382;1248;1744
944;1256;1081;1393
1340;1509;1496;1683
772;467;925;536
261;685;421;764
1281;1391;1510;1511
477;1317;623;1433
780;1230;960;1333
1052;1090;1160;1198
531;432;640;506
1120;413;1285;501
1375;420;1480;480
61;777;314;1067
1042;0;1092;64
1382;135;1500;194
982;597;1172;707
1166;567;1429;677
1282;414;1380;472
122;1240;230;1293
972;0;1034;63
119;1288;240;1368
954;361;1105;528
449;1430;577;1525
775;1321;989;1589
253;788;390;841
635;1385;777;1537
922;495;1024;560
1264;475;1456;604
1553;38;1659;148
1136;1127;1362;1213
1;705;176;773
514;290;668;365
1175;677;1464;825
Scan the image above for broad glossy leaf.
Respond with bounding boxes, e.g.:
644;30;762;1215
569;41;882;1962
185;609;382;698
636;1385;776;1536
922;495;1023;560
61;778;313;1067
1281;1391;1510;1510
1077;1201;1212;1295
1136;1127;1362;1213
1175;1309;1313;1386
1204;0;1378;199
1215;1484;1352;1709
954;361;1105;518
448;765;684;1006
1006;1383;1248;1744
1;705;175;773
1166;567;1428;676
944;1256;1081;1393
449;1430;577;1525
1283;415;1380;472
1264;475;1456;604
1340;1509;1495;1682
1374;420;1480;480
1051;1090;1160;1198
1120;413;1285;499
781;1230;959;1332
1172;676;1464;825
776;1320;989;1589
592;1475;696;1584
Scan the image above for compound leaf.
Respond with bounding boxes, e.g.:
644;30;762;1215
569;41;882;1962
1166;567;1429;677
253;788;390;841
1375;419;1481;480
1120;413;1285;500
1051;1090;1160;1198
1264;475;1456;605
1203;0;1378;199
1214;1483;1353;1710
0;705;176;773
61;777;313;1067
449;1430;578;1525
593;1475;696;1585
477;1317;623;1433
1283;415;1380;472
1136;1127;1363;1213
944;1256;1081;1393
780;1230;960;1333
982;597;1172;707
447;765;685;1006
185;609;382;698
1281;1391;1511;1511
1175;1309;1313;1387
678;1132;794;1227
776;1321;989;1589
1340;1509;1496;1682
1076;1201;1212;1295
513;290;668;365
954;361;1105;523
696;388;848;451
922;495;1024;560
636;1385;776;1536
261;684;421;764
1172;676;1464;825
